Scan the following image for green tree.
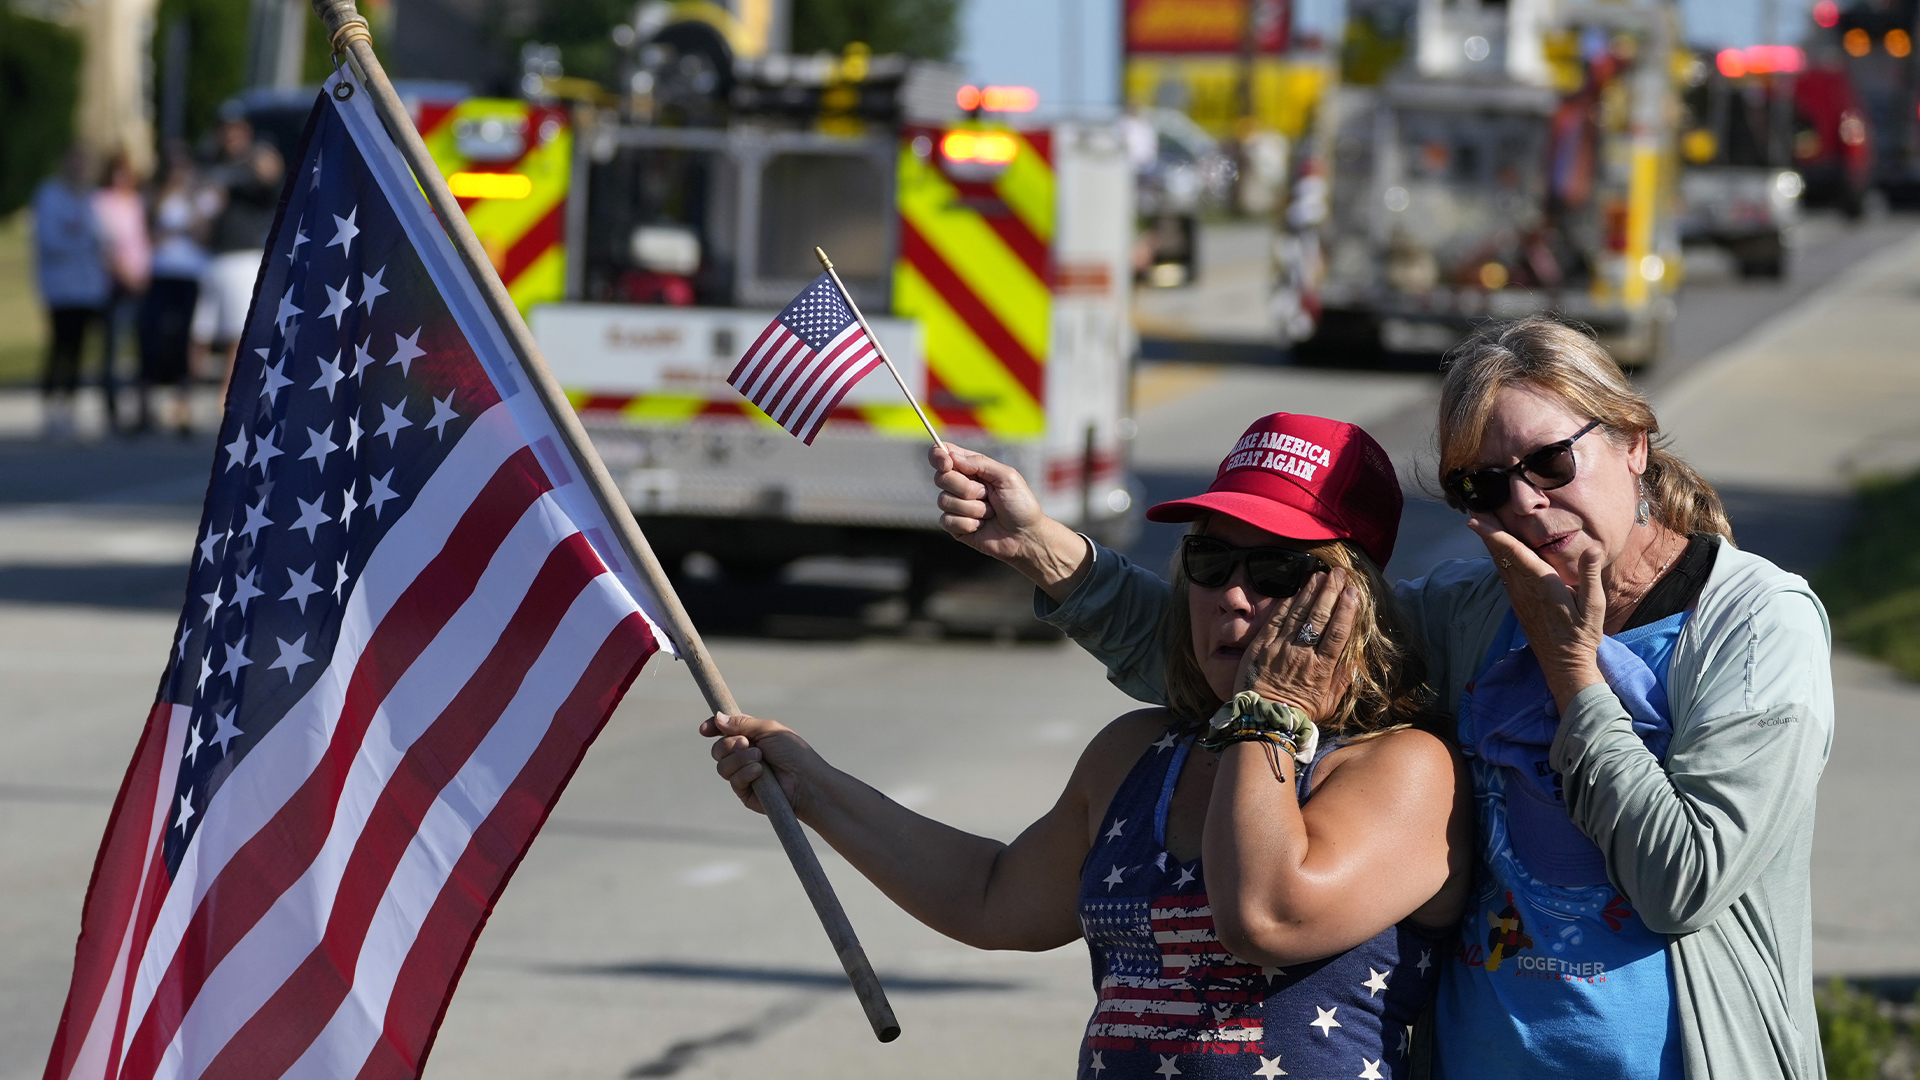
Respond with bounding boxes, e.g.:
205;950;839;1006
792;0;960;59
521;0;962;91
0;2;82;216
530;0;628;88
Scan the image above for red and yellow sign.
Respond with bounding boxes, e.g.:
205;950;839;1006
1126;0;1289;55
417;99;571;315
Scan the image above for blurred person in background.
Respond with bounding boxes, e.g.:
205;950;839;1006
192;113;283;391
93;149;152;434
138;144;215;436
31;146;110;441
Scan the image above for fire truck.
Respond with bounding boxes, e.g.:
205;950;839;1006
1304;0;1683;367
415;21;1138;627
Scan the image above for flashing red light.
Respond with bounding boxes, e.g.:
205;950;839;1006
955;84;1038;113
1813;0;1840;28
1717;45;1805;77
983;86;1039;112
1747;45;1805;72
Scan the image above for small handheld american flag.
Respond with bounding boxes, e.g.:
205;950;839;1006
727;253;941;446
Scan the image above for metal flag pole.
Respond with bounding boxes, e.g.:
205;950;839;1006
814;247;943;449
309;0;900;1043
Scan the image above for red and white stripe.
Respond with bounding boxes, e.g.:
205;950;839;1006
1084;895;1267;1052
45;402;660;1080
727;319;885;444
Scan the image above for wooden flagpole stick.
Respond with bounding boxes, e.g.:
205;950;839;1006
813;247;943;450
310;0;900;1043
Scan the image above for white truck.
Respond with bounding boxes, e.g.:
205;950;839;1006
498;40;1139;630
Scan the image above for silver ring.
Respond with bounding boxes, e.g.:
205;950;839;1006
1499;557;1513;570
1294;622;1322;647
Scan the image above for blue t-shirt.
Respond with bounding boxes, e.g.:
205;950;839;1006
1434;611;1688;1079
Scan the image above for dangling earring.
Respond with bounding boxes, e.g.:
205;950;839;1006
1635;479;1650;527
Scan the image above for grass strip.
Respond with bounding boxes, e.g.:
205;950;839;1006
0;212;48;385
1814;470;1920;680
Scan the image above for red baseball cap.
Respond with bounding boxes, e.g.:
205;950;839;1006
1146;413;1403;567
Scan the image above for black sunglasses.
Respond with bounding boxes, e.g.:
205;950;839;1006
1181;535;1328;598
1444;419;1604;513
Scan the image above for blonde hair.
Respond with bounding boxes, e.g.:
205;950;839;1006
1437;317;1734;542
1159;520;1434;738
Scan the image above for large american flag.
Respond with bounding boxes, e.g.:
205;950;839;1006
726;273;886;444
43;73;674;1080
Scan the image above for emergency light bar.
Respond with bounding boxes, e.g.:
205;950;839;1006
1715;46;1804;77
940;129;1020;164
956;85;1039;113
447;171;534;199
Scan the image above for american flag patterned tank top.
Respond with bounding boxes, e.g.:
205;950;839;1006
1075;731;1444;1080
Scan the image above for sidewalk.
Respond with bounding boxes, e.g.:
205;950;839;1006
1658;230;1920;492
1651;229;1920;980
0;385;228;442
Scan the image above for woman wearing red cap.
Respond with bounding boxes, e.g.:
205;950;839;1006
704;411;1470;1079
931;318;1830;1080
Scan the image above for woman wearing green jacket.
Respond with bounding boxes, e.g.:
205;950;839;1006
930;317;1831;1080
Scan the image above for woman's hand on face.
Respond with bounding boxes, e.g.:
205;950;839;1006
1234;567;1359;723
1467;515;1606;708
700;712;818;816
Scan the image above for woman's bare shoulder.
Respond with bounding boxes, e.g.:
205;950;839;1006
1316;725;1460;793
1078;708;1178;772
1066;709;1179;806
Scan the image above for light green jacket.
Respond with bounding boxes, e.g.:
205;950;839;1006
1038;535;1832;1080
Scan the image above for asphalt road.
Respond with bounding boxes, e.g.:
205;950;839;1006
3;212;1917;1079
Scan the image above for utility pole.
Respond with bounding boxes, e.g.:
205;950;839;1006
1063;0;1083;112
246;0;310;89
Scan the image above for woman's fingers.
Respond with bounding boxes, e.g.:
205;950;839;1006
933;470;987;506
1303;567;1346;635
935;489;991;521
1466;515;1541;573
1317;583;1361;659
1575;546;1606;627
698;712;807;814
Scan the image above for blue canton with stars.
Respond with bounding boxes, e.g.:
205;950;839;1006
159;95;504;873
1073;734;1445;1080
775;274;858;351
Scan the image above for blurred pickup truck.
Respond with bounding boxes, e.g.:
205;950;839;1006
1677;165;1802;278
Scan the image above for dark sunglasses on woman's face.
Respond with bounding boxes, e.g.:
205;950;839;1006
1180;535;1328;598
1444;418;1604;513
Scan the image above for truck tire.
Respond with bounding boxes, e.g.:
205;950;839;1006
1736;234;1786;279
1292;309;1380;364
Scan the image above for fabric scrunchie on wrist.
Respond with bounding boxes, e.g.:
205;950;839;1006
1197;690;1320;764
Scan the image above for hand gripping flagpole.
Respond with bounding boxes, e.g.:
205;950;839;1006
310;0;900;1043
813;247;943;449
